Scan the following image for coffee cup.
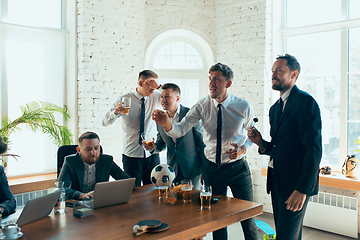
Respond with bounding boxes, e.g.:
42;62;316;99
2;224;21;238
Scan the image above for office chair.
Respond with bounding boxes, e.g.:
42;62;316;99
57;145;103;177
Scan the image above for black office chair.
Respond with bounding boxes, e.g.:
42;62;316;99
57;145;103;177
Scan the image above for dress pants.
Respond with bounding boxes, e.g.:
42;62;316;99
271;180;310;240
122;153;160;187
202;157;259;240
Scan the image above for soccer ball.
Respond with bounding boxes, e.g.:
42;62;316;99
150;164;175;186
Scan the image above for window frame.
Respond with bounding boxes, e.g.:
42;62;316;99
145;29;213;164
275;0;360;170
0;0;77;177
146;29;214;106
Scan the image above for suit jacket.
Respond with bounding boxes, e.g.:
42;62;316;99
58;153;130;200
153;105;205;179
261;85;322;199
0;166;16;216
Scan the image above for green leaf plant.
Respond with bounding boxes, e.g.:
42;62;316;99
0;101;74;166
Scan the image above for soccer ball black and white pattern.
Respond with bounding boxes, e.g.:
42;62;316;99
150;164;175;186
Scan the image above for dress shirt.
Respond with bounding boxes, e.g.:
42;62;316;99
82;162;96;193
167;94;254;164
168;105;181;143
103;89;161;158
268;85;294;168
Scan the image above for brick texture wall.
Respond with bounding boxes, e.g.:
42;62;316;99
77;0;272;213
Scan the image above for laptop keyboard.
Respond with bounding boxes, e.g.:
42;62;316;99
2;219;17;226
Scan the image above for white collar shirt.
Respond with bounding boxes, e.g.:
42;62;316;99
103;89;161;158
82;161;96;193
167;94;255;164
168;105;181;143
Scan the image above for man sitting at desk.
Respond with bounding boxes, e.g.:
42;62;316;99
0;136;16;217
58;132;130;200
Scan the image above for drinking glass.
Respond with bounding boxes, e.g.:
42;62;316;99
200;185;212;209
121;97;131;115
181;180;193;203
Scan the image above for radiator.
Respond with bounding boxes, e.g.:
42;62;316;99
303;192;358;239
14;189;50;209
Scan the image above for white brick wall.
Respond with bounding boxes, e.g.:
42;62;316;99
77;0;273;214
76;0;360;232
212;0;273;211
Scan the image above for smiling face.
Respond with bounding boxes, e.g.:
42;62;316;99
208;71;232;103
76;138;101;164
160;88;180;113
271;59;298;95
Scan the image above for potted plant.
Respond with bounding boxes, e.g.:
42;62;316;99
0;101;74;166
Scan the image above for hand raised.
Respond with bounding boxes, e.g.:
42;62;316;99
152;109;169;126
115;102;125;115
144;78;160;89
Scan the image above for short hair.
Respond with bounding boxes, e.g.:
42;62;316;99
161;83;181;95
138;70;158;81
78;132;100;144
209;62;234;81
0;136;7;155
276;54;301;79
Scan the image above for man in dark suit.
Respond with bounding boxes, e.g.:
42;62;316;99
0;136;16;217
145;83;205;189
248;54;322;240
59;132;129;200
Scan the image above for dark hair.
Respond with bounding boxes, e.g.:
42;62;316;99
161;83;181;95
209;62;234;81
276;54;301;79
0;136;7;155
138;70;158;80
78;132;100;144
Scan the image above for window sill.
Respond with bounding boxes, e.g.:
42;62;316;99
8;169;360;195
8;173;57;194
260;168;360;191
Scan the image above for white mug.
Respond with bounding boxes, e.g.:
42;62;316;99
2;224;21;238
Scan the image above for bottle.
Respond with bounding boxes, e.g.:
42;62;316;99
54;181;66;213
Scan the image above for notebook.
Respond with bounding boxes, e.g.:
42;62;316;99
93;178;136;209
1;190;61;227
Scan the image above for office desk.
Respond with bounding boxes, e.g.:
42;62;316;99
20;185;263;239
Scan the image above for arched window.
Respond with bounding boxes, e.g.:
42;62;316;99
145;29;213;164
146;29;213;108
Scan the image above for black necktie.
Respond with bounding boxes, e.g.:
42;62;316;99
139;98;145;145
276;98;283;126
216;104;222;166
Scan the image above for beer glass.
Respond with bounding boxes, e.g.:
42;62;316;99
200;185;212;209
157;185;168;199
141;132;156;150
181;180;193;203
163;190;177;205
121;97;131;115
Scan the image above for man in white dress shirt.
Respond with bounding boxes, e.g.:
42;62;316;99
152;63;259;240
103;70;161;187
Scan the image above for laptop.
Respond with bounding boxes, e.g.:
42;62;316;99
1;190;61;227
93;178;136;209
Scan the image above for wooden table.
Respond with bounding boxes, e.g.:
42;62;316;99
19;185;263;239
